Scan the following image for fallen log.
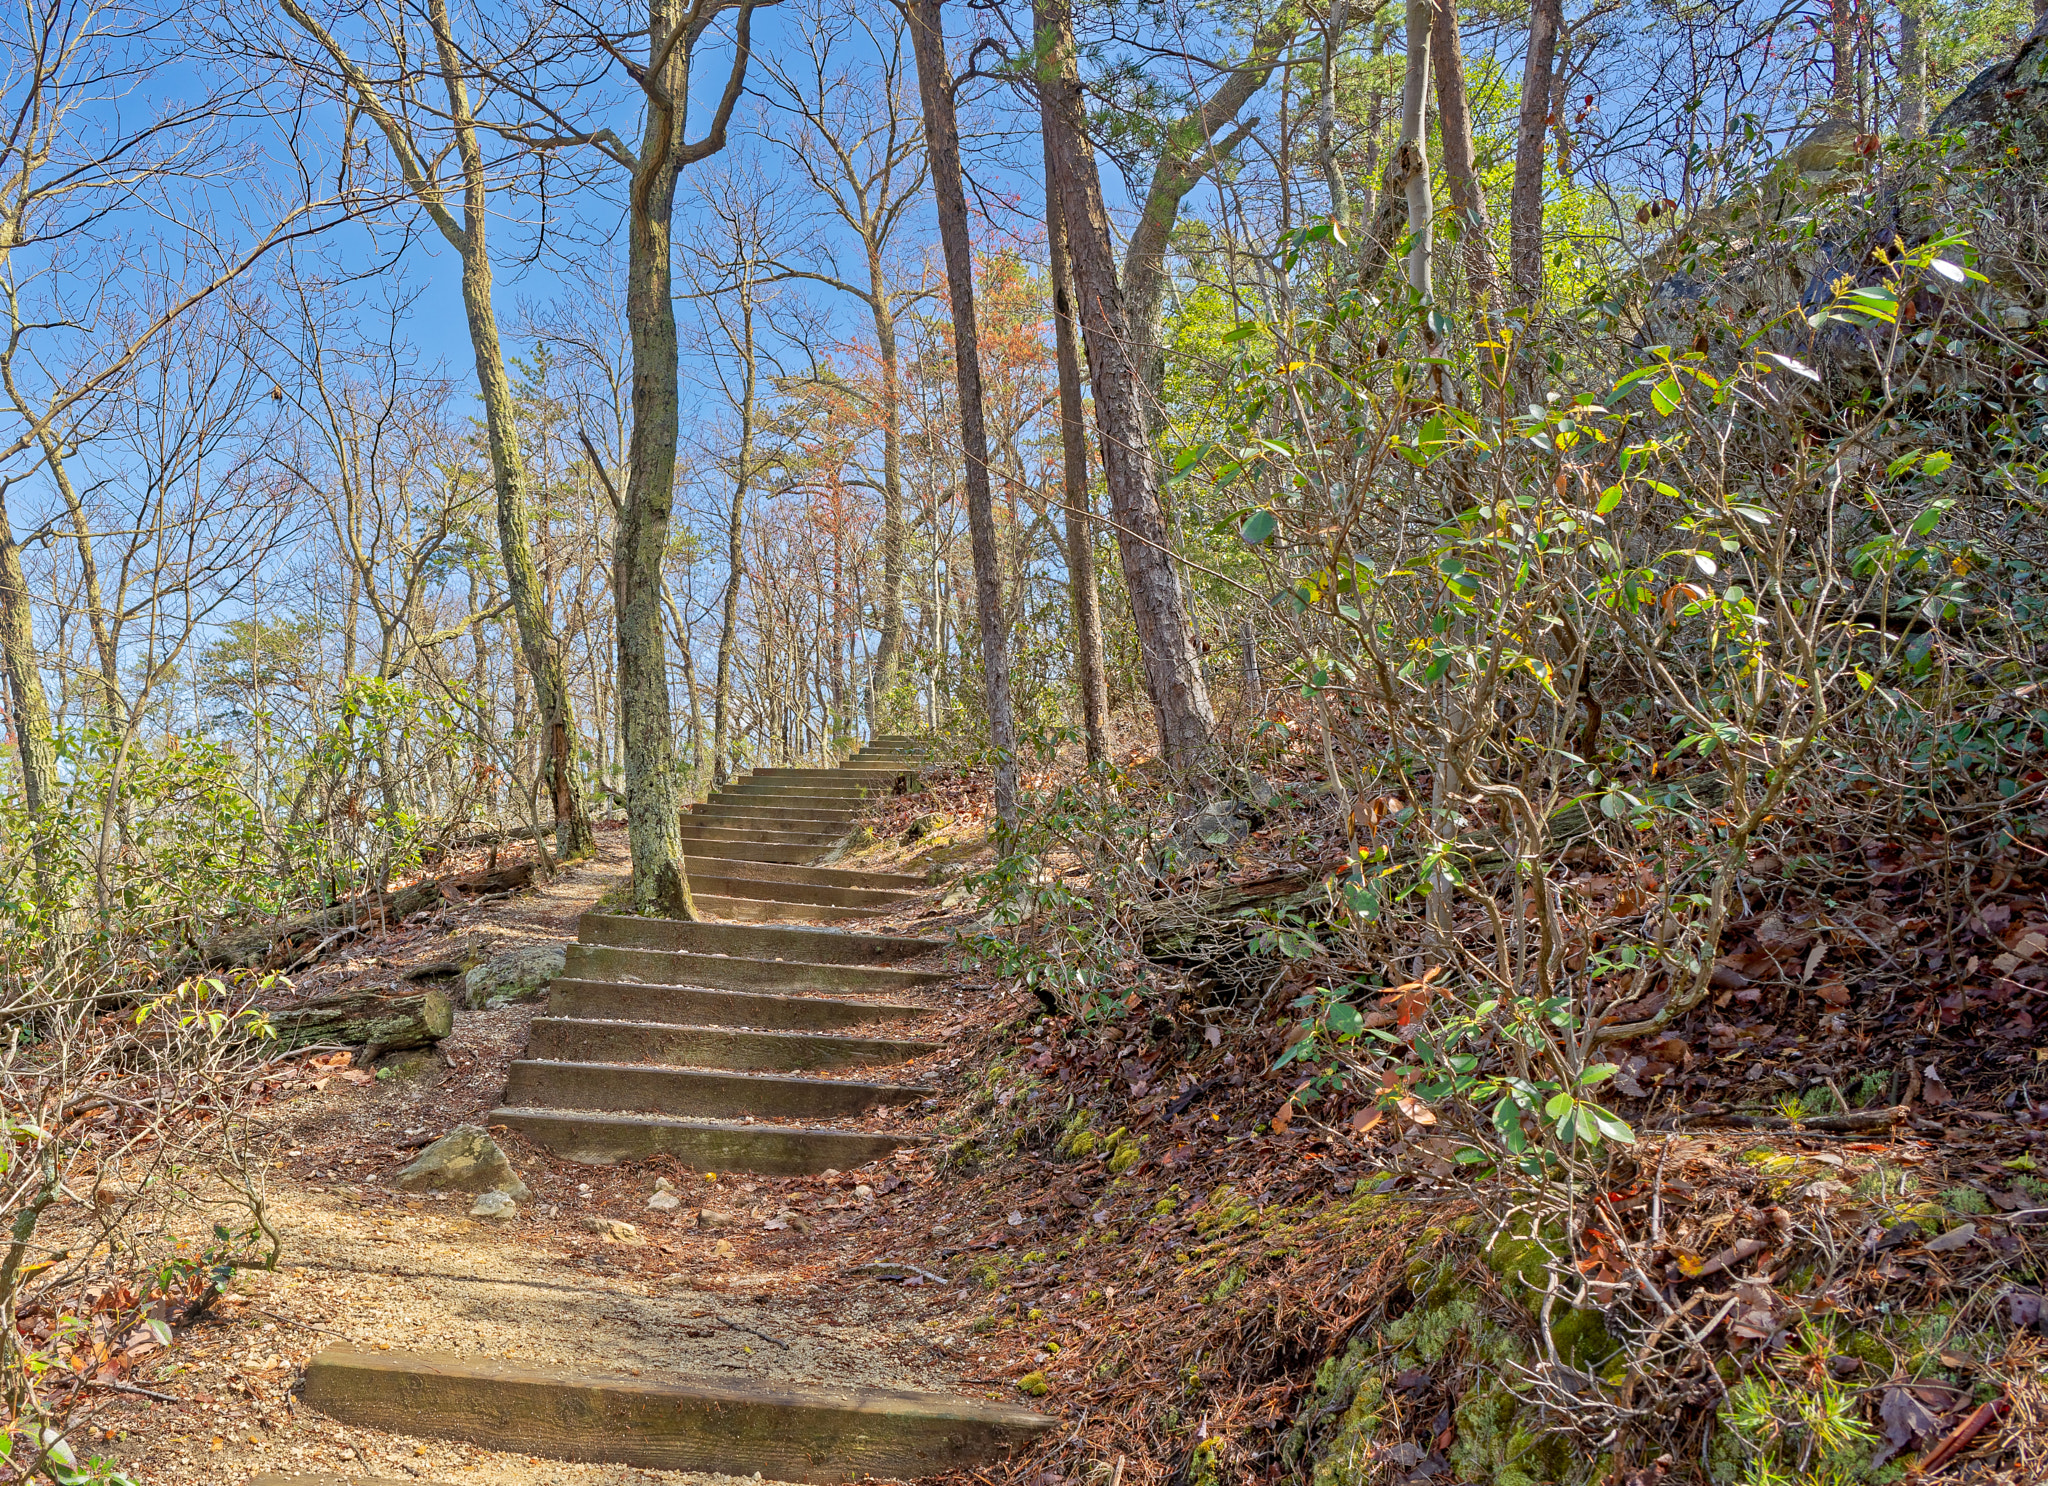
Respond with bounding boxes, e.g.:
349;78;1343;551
192;863;534;973
265;987;454;1058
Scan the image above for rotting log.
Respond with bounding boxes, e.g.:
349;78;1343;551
265;987;454;1058
190;863;534;974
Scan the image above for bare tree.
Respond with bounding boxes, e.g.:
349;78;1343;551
1037;0;1216;775
906;0;1018;822
759;0;930;735
1510;0;1563;304
265;0;596;862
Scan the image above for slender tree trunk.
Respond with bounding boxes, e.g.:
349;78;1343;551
1043;118;1109;768
1318;0;1353;227
867;264;907;734
1430;0;1496;317
907;0;1018;823
712;326;751;787
38;437;123;728
1509;0;1562;305
618;0;700;918
1399;0;1435;300
1897;0;1925;135
1037;0;1217;777
1830;0;1857;120
0;492;57;906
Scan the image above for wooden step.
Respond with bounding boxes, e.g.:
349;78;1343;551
526;1016;938;1071
690;801;861;822
689;860;927;893
694;894;885;925
301;1347;1053;1481
690;873;919;909
676;839;834;865
680;823;849;847
502;1060;931;1120
488;1107;919;1171
563;943;943;995
546;978;934;1032
580;913;942;966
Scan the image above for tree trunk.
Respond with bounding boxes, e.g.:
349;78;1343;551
1897;1;1925;135
1399;0;1435;300
1037;0;1217;777
1830;0;1857;120
1430;0;1496;317
1509;0;1562;305
1043;117;1110;768
712;436;747;788
866;269;907;735
0;488;57;906
618;0;701;918
267;987;455;1056
1318;0;1353;227
907;0;1018;824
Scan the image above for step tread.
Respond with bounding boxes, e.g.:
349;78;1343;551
301;1346;1052;1481
530;1015;939;1058
509;1058;935;1093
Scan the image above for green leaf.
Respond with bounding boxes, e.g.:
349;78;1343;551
1240;509;1278;547
1921;450;1952;478
1596;486;1624;515
1326;1002;1364;1037
1762;351;1819;382
1928;258;1964;283
1579;1063;1619;1087
1221;323;1259;343
1650;377;1682;415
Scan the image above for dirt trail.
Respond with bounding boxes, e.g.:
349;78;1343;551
98;821;1000;1486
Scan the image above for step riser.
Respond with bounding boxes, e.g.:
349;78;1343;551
503;1061;930;1120
579;912;940;966
694;895;884;925
564;943;942;995
691;876;918;909
714;784;884;800
677;841;828;865
490;1108;917;1173
680;827;847;847
301;1349;1052;1480
546;978;932;1032
690;860;926;892
526;1017;937;1071
690;804;861;823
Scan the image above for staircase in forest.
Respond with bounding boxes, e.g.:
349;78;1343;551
297;736;1053;1481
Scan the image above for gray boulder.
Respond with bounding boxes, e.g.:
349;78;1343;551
462;943;565;1010
394;1126;531;1200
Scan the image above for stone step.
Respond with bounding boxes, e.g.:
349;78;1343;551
563;942;943;996
716;779;886;798
743;767;918;780
527;1016;938;1071
502;1060;931;1121
300;1347;1052;1480
690;860;927;893
690;872;920;909
547;978;934;1032
579;912;942;966
489;1107;918;1171
694;894;885;925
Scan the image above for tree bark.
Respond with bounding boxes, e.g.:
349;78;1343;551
616;0;759;918
1399;0;1435;300
712;276;757;790
1318;0;1353;227
907;0;1018;823
867;267;907;734
267;987;455;1055
1042;117;1110;768
1509;0;1562;305
1430;0;1496;317
1038;0;1217;777
0;487;57;906
1897;1;1925;135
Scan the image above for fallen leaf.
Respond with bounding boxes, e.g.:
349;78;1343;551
1270;1099;1295;1134
1395;1096;1437;1127
1817;981;1851;1008
1924;1224;1976;1253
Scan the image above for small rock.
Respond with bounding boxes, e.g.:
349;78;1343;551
697;1208;737;1229
654;1176;676;1193
579;1216;643;1244
854;1184;874;1201
713;1238;736;1260
394;1127;531;1200
462;943;567;1010
763;1214;790;1231
647;1191;682;1213
470;1192;518;1223
820;1168;841;1180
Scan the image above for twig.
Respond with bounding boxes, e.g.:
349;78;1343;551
1918;1396;2007;1473
83;1378;182;1404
